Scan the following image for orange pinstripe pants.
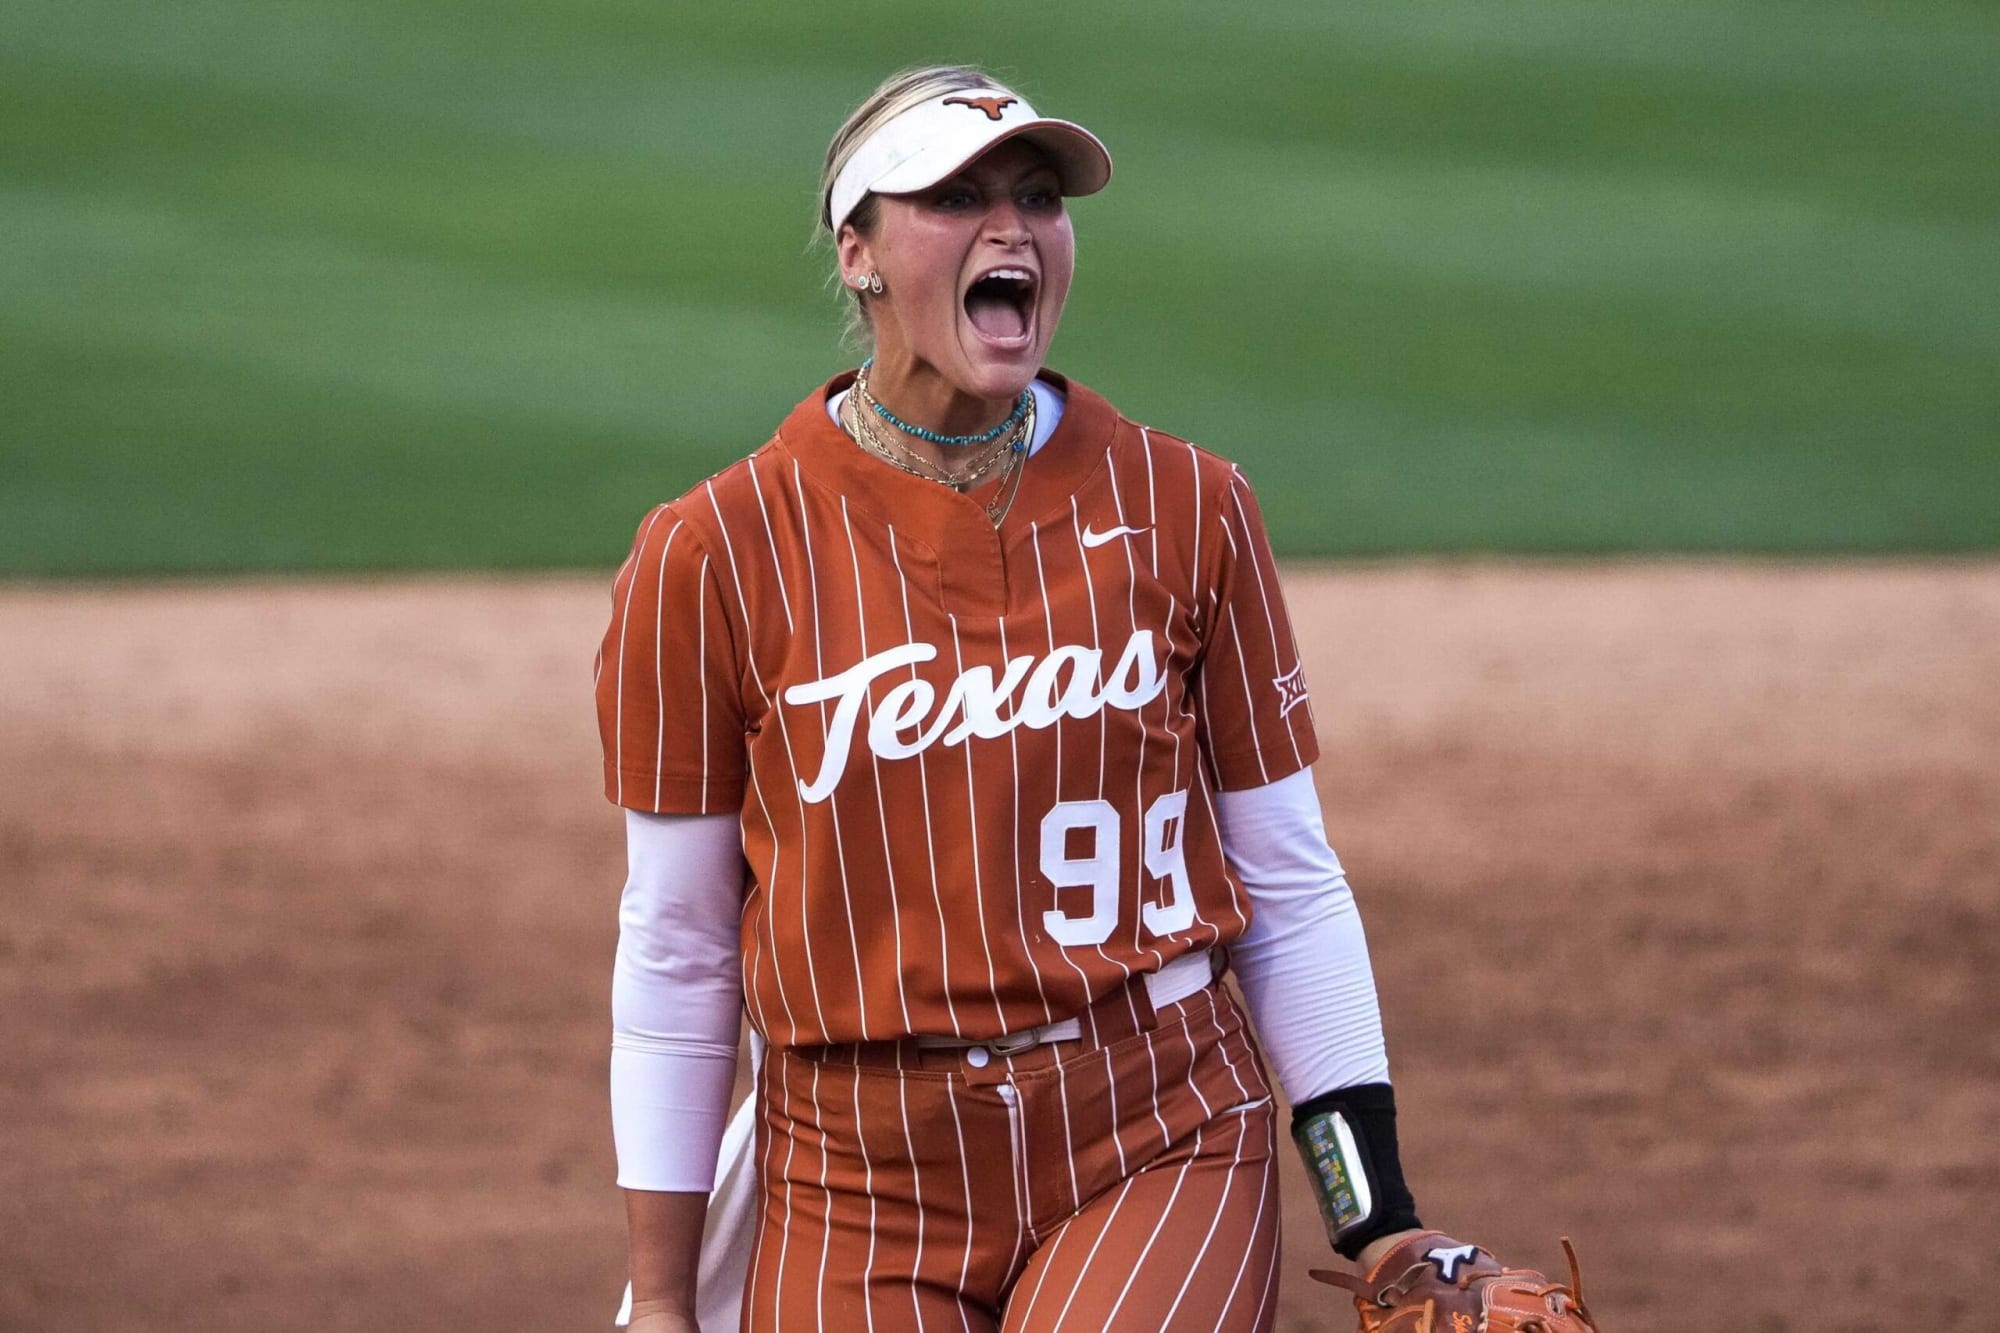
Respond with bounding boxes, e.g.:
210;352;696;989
742;981;1281;1332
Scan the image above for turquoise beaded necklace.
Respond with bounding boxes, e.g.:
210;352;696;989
857;358;1033;448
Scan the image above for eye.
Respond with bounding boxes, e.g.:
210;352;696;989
931;185;978;210
1018;180;1063;212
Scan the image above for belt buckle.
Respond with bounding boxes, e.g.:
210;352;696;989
987;1028;1042;1057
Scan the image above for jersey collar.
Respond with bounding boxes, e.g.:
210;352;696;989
777;367;1118;556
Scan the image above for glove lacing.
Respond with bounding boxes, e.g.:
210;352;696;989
1310;1236;1596;1332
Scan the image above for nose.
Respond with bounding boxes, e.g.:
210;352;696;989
981;197;1030;247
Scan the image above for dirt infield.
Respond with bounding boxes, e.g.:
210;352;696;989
3;563;1995;1331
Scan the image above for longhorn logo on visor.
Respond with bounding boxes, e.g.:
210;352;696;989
945;95;1018;121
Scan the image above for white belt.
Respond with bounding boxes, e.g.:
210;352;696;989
913;948;1219;1057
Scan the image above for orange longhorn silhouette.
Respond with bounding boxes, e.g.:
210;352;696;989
944;95;1017;121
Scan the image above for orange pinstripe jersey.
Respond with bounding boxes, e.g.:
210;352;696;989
595;371;1318;1047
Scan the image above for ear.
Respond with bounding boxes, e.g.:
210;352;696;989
836;224;874;291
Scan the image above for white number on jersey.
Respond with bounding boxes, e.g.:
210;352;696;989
1039;800;1120;946
1140;788;1195;935
1041;791;1194;947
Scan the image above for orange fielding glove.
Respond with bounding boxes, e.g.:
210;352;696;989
1310;1231;1599;1332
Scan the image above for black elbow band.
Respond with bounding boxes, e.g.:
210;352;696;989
1289;1081;1422;1260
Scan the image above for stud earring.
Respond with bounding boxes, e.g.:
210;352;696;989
850;274;868;290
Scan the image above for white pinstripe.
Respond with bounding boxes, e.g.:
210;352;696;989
1096;1038;1130;1183
1185;440;1203;609
695;553;711;812
651;529;668;811
611;507;673;807
1172;593;1253;932
1007;1168;1127;1333
771;1054;797;1333
888;527;966;1040
995;612;1083;1214
1140;428;1160;579
1063;501;1139;997
943;1077;977;1333
1224;603;1270;786
995;615;1060;1029
1097;1123;1205;1328
1203;991;1254;1105
1213;1125;1276;1332
1024;527;1100;1012
744;1090;776;1333
1032;523;1132;1181
740;465;834;1042
854;1069;880;1333
1156;1117;1245;1328
894;1073;930;1332
1133;1022;1172;1159
811;1062;832;1330
1177;1012;1215;1121
1070;492;1172;1157
1137;430;1223;950
1043;1169;1141;1332
794;460;872;1039
1179;635;1250;936
1209;509;1276;782
1228;474;1303;771
1103;459;1169;972
746;457;795;633
841;497;916;1034
1250;1201;1282;1333
1194;638;1225;790
707;479;809;1043
947;613;1010;1031
736;758;780;1039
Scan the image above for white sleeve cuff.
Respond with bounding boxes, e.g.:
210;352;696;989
1218;768;1391;1102
609;809;746;1191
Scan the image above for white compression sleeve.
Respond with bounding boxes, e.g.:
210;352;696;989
1219;767;1391;1102
610;809;746;1192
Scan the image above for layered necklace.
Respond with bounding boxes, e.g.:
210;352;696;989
842;361;1033;527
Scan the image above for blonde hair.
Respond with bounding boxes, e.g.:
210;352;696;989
817;64;1021;345
819;64;1016;235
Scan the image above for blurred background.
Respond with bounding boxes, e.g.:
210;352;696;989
6;0;1996;571
3;1;1996;1329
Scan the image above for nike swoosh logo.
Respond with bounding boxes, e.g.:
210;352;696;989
1081;524;1151;549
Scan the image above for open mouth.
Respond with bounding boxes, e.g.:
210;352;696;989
962;267;1037;345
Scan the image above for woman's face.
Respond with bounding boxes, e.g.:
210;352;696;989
843;140;1076;404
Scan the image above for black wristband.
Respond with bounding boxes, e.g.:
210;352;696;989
1289;1081;1422;1260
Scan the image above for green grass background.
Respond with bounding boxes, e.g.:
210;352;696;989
4;0;1996;573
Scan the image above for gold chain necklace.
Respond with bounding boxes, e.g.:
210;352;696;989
850;366;1027;483
840;385;1033;526
848;397;1021;487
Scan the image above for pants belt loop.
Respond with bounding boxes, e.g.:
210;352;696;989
1079;963;1157;1047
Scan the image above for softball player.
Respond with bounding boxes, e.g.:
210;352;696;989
595;65;1460;1332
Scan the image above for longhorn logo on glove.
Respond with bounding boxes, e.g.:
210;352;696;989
1427;1244;1480;1282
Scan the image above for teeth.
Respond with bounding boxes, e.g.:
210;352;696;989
980;268;1034;284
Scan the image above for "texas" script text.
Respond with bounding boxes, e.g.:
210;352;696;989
783;631;1167;802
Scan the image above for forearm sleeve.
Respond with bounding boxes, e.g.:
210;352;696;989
1219;767;1391;1102
610;809;746;1192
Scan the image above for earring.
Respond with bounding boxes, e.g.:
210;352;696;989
850;274;868;290
867;272;884;295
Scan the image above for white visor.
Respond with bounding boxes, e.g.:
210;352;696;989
827;88;1112;233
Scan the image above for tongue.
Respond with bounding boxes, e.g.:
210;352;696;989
965;292;1027;341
